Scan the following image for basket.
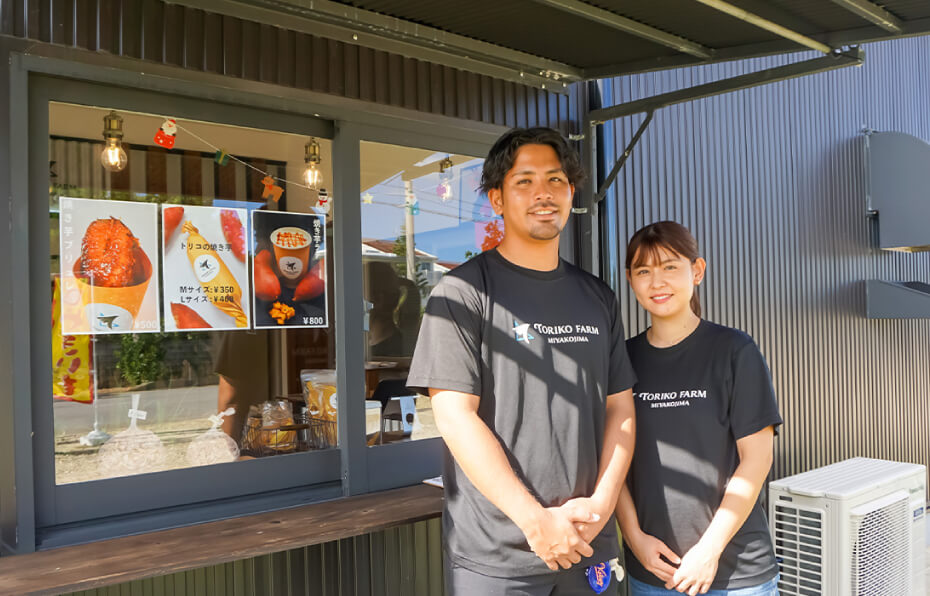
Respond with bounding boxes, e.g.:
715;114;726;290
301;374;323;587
240;411;337;457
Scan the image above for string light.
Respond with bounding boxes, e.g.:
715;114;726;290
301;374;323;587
100;111;128;172
438;156;453;202
168;119;316;191
303;138;323;190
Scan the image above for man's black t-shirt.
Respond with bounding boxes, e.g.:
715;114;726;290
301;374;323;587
407;249;637;578
624;320;782;590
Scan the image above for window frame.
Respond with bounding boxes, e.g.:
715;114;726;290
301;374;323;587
331;125;497;496
5;48;507;552
31;76;341;528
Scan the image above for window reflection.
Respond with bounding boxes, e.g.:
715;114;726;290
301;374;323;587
360;142;495;446
365;262;410;357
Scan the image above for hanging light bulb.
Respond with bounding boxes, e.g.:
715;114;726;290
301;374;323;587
100;111;128;172
303;138;323;190
438;156;454;202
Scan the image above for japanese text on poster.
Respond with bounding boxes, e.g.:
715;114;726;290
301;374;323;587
52;277;94;403
162;205;251;331
251;210;328;329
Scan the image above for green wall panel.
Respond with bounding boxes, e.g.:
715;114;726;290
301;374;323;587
64;519;444;596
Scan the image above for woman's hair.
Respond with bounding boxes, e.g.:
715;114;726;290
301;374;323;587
626;221;702;318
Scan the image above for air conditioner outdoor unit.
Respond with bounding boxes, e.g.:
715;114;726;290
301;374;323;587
769;458;926;596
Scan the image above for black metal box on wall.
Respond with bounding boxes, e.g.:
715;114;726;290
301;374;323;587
865;131;930;318
867;131;930;252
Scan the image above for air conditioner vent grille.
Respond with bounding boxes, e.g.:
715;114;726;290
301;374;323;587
850;495;910;595
773;504;823;595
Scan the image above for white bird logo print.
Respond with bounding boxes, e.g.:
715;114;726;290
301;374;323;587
513;321;534;343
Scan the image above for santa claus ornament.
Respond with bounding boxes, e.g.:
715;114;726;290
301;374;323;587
154;119;177;149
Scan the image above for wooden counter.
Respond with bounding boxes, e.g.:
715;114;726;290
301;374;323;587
0;484;443;596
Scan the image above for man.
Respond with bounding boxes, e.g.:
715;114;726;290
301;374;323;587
407;127;637;595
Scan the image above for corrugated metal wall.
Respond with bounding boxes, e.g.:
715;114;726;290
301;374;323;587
0;0;576;132
11;1;930;593
61;518;443;596
599;36;930;485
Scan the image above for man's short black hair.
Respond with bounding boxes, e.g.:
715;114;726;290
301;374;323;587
479;127;586;194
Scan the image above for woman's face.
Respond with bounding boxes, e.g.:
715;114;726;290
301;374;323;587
627;246;705;320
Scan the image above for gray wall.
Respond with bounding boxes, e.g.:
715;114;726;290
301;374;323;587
599;36;930;484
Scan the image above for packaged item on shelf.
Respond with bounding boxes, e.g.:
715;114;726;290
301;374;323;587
300;369;338;447
239;405;262;453
321;387;338;423
187;408;239;466
97;393;166;477
261;399;297;452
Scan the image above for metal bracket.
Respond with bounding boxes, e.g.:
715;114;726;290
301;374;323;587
593;110;654;204
589;47;863;125
586;47;866;204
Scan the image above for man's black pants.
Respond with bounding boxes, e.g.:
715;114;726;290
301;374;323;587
444;554;619;596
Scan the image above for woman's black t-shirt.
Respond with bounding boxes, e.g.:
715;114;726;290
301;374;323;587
624;320;782;590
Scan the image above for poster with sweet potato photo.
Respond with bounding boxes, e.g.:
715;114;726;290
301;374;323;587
251;210;328;329
58;197;160;335
161;204;251;332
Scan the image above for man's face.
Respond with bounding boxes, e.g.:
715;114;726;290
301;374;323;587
488;144;575;243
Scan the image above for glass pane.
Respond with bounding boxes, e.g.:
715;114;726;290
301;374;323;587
359;141;494;446
50;102;338;485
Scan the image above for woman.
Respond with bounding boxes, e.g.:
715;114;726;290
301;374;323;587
616;221;782;596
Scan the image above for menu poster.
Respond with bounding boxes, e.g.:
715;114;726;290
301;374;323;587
162;204;251;331
251;210;328;329
59;197;160;335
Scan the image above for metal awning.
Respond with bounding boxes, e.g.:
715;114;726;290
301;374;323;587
173;0;930;89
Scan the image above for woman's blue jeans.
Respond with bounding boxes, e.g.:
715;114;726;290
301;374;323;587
628;574;779;596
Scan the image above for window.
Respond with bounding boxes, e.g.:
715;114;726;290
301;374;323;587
359;141;496;446
49;102;338;485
